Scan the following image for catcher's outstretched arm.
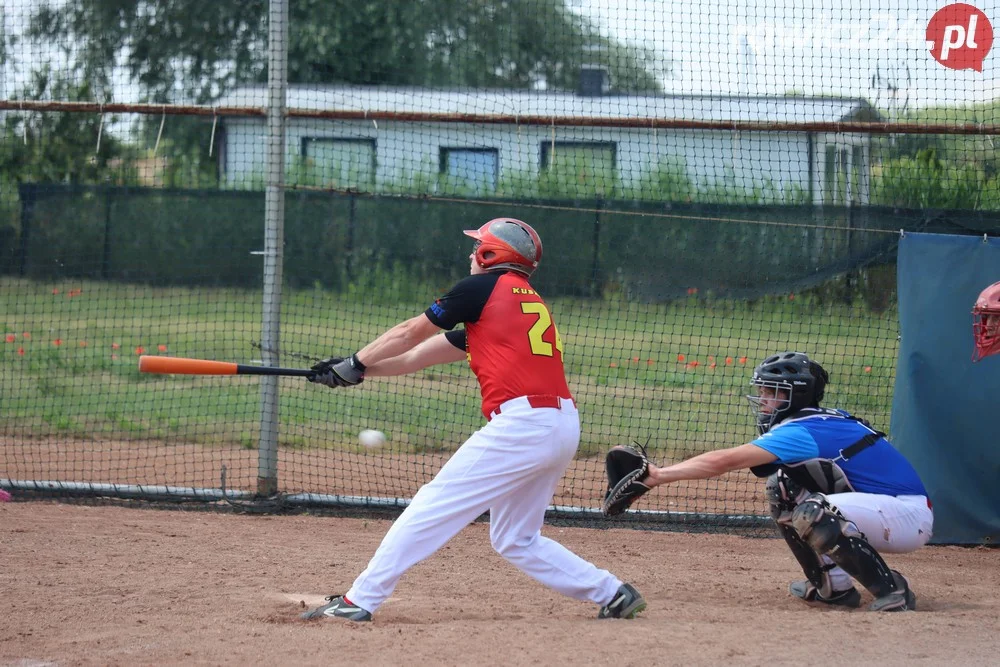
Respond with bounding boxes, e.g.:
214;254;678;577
646;444;776;486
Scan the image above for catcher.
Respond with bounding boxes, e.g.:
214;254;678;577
603;351;932;612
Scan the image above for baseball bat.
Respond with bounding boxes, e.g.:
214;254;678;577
138;355;314;377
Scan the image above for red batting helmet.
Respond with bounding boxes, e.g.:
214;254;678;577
463;218;542;276
973;280;1000;361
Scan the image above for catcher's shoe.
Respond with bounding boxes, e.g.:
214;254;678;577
789;580;862;608
598;583;647;619
869;571;916;612
300;595;372;622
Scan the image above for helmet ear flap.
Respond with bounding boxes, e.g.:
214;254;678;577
808;361;828;404
474;246;496;268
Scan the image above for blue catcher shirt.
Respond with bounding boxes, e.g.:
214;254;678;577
752;410;928;497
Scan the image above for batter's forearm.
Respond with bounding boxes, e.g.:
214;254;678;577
364;353;423;377
365;334;465;377
355;326;416;367
366;335;465;377
355;317;436;368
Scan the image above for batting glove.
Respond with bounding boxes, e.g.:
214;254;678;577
308;353;365;387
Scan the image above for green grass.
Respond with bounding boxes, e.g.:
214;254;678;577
0;276;899;458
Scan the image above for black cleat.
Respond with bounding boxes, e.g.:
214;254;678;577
869;571;916;612
790;580;862;608
300;595;372;622
598;583;647;619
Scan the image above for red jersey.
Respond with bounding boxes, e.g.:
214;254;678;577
425;271;572;419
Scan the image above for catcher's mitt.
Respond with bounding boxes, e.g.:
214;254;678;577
602;442;652;517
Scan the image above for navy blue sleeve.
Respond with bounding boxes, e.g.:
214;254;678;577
424;273;501;330
444;329;467;351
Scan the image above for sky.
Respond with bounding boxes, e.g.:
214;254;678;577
3;0;999;111
573;0;1000;110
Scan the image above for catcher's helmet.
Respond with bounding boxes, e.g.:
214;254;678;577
463;218;542;276
747;352;828;435
973;280;1000;362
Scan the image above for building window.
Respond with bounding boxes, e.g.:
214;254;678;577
439;148;499;192
301;138;376;188
540;141;616;195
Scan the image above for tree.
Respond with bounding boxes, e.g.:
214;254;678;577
27;0;665;104
0;69;130;270
1;68;126;185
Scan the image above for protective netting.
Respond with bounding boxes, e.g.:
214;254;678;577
2;0;998;530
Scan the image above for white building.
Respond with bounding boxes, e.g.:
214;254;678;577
216;85;879;205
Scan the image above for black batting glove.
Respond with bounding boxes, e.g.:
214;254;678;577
308;356;343;385
308;353;365;388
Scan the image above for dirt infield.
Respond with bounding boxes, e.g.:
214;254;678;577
1;502;997;667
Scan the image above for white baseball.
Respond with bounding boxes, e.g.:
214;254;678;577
358;429;386;448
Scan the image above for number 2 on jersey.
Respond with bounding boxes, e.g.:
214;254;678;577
520;302;564;357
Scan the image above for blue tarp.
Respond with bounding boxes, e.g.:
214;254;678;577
892;232;1000;544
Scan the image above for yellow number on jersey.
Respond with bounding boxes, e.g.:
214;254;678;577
520;302;564;357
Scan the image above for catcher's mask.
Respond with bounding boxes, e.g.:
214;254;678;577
747;352;828;435
463;218;542;277
973;280;1000;362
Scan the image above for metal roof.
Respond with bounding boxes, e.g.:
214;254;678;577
218;86;879;124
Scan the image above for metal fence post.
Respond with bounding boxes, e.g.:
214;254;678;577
258;0;288;497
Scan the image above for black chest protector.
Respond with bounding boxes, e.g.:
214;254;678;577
750;407;886;495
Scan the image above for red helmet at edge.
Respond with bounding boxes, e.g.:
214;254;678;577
463;218;542;276
973;280;1000;361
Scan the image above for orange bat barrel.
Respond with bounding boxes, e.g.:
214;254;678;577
138;355;314;377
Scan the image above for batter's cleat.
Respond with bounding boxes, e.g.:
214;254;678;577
598;583;647;619
789;580;862;608
300;595;372;622
869;571;916;612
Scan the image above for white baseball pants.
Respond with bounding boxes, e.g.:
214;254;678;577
346;396;623;614
822;492;934;591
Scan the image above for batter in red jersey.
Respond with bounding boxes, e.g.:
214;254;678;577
301;218;645;623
